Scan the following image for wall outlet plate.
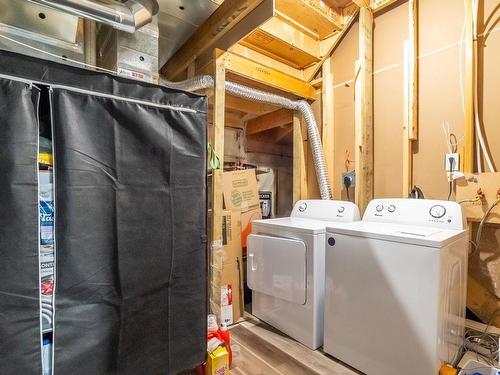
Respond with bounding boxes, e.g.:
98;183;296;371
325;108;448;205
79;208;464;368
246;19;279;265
444;153;460;172
342;171;356;188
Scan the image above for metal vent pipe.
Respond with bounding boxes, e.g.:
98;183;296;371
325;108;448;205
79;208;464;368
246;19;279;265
161;76;333;200
28;0;159;33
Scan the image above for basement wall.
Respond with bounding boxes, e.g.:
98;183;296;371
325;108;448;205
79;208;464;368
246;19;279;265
324;0;500;324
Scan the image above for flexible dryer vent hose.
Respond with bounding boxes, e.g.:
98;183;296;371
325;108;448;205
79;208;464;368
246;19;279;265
161;76;333;200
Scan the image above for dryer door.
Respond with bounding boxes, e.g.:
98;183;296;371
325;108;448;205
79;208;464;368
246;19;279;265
247;234;306;305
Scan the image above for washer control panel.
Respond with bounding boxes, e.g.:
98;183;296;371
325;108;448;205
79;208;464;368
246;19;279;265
363;199;464;230
291;200;360;222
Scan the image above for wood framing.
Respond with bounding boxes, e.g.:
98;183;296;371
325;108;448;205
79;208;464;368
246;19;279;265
160;0;271;80
322;57;335;191
246;109;293;135
304;6;359;82
463;0;475;173
210;56;226;245
275;0;342;39
293;111;308;203
354;6;374;213
241;17;320;69
402;0;418;196
220;49;317;100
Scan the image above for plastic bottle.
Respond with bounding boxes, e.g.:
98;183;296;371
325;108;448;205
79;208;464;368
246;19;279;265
42;338;52;375
207;314;218;334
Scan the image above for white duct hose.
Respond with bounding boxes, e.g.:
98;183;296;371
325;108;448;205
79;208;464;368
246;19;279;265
161;76;333;200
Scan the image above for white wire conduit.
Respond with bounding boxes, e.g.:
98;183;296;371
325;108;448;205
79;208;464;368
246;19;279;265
161;75;333;200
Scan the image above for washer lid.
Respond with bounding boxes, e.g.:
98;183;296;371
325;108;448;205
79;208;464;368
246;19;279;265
326;221;467;248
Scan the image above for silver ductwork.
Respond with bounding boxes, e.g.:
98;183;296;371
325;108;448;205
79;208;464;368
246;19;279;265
161;76;333;200
28;0;159;33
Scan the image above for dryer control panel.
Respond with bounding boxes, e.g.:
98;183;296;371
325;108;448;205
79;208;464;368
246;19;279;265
291;200;360;222
363;199;464;230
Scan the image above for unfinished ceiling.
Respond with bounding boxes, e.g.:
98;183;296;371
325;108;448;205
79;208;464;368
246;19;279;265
157;0;223;67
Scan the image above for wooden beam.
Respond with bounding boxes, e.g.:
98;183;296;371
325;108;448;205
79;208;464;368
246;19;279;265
354;7;374;213
246;138;292;157
304;6;359;82
293;111;308;203
229;44;303;78
246;108;293;135
160;0;269;80
275;0;342;38
225;94;279;115
371;0;399;12
274;124;293;142
322;56;335;192
240;17;320;69
220;49;317;100
464;0;475;173
353;0;370;7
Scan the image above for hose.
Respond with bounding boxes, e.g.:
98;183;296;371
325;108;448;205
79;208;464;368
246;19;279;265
161;76;333;200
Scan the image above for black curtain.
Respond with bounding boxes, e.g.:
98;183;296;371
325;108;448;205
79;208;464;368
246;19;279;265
0;50;208;375
50;89;207;374
0;78;41;375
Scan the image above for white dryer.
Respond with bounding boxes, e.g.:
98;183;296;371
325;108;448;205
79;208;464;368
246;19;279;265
247;200;360;349
323;199;468;375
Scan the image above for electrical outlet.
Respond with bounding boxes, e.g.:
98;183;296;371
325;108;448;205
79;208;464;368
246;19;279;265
444;153;460;172
342;171;356;188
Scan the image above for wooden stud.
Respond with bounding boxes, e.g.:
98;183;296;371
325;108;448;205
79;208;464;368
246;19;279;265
293;111;308;203
402;0;418;196
408;0;418;141
322;56;335;192
210;55;226;245
220;49;317;100
464;0;475;173
402;41;413;196
246;108;293;135
160;0;269;80
354;7;374;213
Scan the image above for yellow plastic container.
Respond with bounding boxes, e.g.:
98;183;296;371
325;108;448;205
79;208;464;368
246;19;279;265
205;345;230;375
39;152;53;166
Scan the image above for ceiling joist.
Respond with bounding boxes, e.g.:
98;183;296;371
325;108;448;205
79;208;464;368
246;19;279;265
246;108;293;135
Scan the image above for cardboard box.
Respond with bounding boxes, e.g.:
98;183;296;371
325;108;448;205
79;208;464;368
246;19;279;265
210;210;244;324
205;345;229;375
241;208;261;250
222;169;260;213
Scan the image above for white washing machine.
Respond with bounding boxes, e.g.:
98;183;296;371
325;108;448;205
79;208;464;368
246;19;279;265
323;198;468;375
247;200;360;349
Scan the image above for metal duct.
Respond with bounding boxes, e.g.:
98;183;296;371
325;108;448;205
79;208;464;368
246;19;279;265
28;0;159;33
161;76;333;200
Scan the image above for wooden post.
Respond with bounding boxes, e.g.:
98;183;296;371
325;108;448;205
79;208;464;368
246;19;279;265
210;55;226;245
293;111;308;203
354;6;374;213
402;0;418;196
464;0;475;173
322;56;335;194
